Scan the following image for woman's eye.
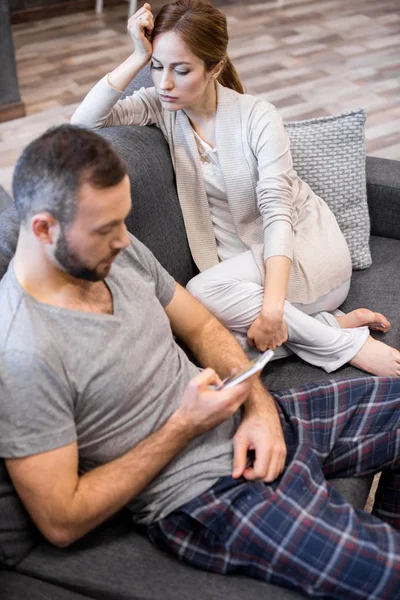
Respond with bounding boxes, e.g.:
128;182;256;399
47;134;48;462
151;64;162;70
176;70;189;76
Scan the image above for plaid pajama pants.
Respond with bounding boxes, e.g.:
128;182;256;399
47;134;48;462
148;377;400;600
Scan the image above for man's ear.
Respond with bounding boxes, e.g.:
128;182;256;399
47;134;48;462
31;213;60;245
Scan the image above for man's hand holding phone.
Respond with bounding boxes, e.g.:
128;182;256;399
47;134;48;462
176;351;285;484
177;368;256;437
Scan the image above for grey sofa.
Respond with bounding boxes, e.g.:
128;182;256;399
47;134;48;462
0;83;399;599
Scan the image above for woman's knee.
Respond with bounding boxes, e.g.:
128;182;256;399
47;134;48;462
186;269;235;300
186;273;208;301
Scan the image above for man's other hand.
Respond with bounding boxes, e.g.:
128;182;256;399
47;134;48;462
232;390;287;483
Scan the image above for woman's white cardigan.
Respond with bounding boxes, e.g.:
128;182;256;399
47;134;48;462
71;77;351;304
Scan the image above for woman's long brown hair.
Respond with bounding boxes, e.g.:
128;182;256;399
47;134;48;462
151;0;245;94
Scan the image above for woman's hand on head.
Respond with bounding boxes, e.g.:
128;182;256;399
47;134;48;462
247;309;288;352
128;2;154;63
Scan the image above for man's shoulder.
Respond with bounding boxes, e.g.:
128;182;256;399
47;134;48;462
113;233;175;307
0;265;45;354
0;266;24;344
116;233;155;272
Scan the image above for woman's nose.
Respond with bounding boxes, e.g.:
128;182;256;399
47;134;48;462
160;72;173;91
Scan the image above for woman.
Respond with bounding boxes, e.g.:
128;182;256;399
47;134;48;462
71;0;400;376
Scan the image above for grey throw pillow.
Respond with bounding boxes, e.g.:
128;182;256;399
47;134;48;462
284;109;372;269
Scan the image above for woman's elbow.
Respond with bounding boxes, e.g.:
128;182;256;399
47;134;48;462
69;110;97;130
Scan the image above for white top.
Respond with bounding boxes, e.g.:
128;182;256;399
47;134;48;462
71;78;352;304
193;130;248;262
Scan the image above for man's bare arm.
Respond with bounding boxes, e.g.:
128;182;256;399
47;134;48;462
6;369;252;548
165;283;252;378
165;284;287;480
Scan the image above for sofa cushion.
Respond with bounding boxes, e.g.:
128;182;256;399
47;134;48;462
14;468;373;600
284;109;372;270
263;235;400;391
0;570;91;600
16;512;307;600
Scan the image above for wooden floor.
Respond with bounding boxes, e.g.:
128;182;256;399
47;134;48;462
0;0;399;193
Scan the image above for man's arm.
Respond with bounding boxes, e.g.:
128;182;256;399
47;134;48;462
165;283;251;377
6;369;251;548
165;283;287;481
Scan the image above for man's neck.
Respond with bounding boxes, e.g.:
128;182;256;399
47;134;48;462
13;242;113;315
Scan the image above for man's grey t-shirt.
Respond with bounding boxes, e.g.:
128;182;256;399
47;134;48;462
0;235;239;525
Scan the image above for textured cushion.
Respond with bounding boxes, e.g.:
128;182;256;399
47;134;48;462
284;109;372;270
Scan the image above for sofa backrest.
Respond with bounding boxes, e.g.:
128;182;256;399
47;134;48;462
99;125;198;285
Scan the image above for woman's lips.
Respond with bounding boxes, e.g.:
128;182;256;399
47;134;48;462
159;94;178;102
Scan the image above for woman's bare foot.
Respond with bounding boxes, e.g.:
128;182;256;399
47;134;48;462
350;337;400;376
336;308;390;333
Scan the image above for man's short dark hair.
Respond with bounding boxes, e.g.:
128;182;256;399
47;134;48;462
12;125;127;225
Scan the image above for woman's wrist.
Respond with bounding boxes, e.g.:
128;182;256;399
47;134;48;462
260;304;284;319
130;51;152;69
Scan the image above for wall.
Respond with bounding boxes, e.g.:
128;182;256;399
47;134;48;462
10;0;71;11
10;0;124;22
0;0;25;121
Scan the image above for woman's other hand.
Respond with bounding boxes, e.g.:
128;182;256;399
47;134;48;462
247;309;288;352
128;2;154;63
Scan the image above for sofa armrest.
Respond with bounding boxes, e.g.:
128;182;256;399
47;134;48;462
366;155;400;240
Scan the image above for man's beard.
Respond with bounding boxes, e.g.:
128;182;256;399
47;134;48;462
54;228;108;282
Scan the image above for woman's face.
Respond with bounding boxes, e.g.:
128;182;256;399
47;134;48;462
151;31;215;111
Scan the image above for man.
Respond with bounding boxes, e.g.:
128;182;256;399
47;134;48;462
0;125;399;600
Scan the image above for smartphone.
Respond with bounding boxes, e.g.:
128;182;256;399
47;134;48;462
218;349;274;390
